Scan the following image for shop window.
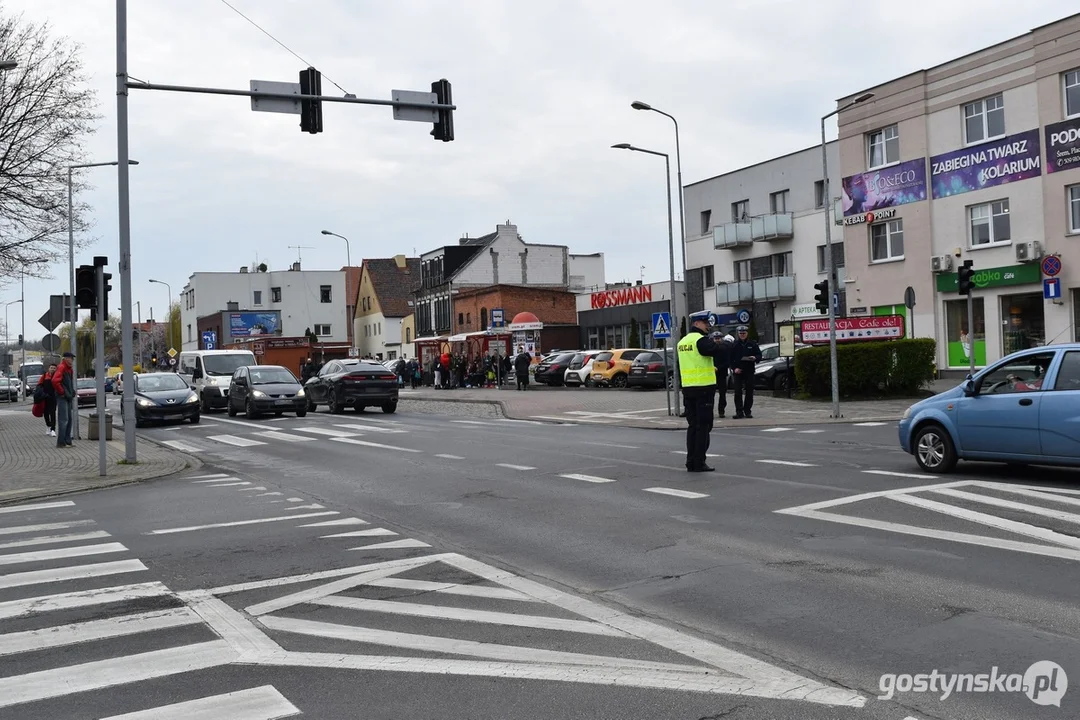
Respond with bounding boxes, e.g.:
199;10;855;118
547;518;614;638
963;94;1005;145
1068;185;1080;234
1065;68;1080;118
769;190;790;213
1001;293;1045;356
969;199;1010;247
867;125;899;169
945;298;985;367
870;219;904;262
731;199;749;222
814;180;826;209
700;210;712;235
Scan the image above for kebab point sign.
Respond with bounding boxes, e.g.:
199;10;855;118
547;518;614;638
800;315;905;344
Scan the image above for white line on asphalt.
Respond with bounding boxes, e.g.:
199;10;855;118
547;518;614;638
0;541;128;566
891;494;1080;550
930;488;1080;524
285;504;325;511
0;500;75;515
185;473;229;480
206;416;273;430
293;426;359;438
203;481;251;487
204;555;454;595
0;640;238;710
435;453;465;459
286;498;305;502
191;477;239;484
0;531;110;550
332;423;405;434
756;459;817;467
0;520;95;537
255;491;283;497
981;482;1080;496
853;422;889;427
184;594;283;657
760;428;793;433
559;473;616;484
207;435;267;447
798;429;826;434
297;517;367;528
348;539;431;550
581;442;639;449
330;437;423;452
863;470;937;479
987;485;1080;507
644;487;710;499
251;430;315;443
776;478;968;514
334;415;404;426
0;582;171;620
238;486;267;492
147;511;339;535
452;420;492;425
496;463;537;471
98;685;299;720
313;595;629;637
0;607;201;657
0;559;147;590
365;577;532;601
669;451;721;458
321;528;397;538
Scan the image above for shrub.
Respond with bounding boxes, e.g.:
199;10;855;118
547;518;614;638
794;338;936;398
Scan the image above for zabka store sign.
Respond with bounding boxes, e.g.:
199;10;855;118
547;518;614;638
590;285;653;309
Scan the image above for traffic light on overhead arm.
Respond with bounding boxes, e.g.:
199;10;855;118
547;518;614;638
430;79;454;142
813;279;830;314
957;260;975;296
299;67;323;134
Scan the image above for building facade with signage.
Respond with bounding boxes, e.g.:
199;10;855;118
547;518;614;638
353;255;421;361
835;14;1080;372
575;281;684;349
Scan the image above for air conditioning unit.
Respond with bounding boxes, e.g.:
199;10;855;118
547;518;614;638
930;255;953;273
1015;241;1042;263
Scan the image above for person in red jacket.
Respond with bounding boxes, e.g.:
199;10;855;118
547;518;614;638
37;364;58;436
51;352;76;447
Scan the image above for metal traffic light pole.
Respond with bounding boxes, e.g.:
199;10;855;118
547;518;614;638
962;260;975;377
95;259;107;476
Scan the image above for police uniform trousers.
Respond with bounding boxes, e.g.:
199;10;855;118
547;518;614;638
733;372;754;416
683;385;716;470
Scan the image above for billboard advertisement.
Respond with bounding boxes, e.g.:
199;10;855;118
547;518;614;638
841;158;927;217
1045;117;1080;174
800;315;905;344
930;129;1041;198
229;312;280;337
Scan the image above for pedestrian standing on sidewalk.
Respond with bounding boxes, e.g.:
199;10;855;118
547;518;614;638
711;332;733;418
731;325;762;419
514;346;531;391
677;311;723;472
51;352;76;448
38;363;58;436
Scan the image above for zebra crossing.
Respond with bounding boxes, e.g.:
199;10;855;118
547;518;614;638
155;417;412;455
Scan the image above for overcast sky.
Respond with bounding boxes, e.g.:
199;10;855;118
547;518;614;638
3;0;1077;343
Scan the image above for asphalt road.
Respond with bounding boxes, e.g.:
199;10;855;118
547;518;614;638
1;402;1078;720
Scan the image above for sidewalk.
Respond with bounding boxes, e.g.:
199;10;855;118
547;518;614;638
397;383;924;430
0;405;199;505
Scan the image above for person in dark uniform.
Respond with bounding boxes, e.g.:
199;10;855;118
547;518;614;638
677;311;723;472
514;346;532;390
711;332;732;418
731;325;762;419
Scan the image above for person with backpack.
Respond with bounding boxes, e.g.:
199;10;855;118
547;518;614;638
33;363;58;437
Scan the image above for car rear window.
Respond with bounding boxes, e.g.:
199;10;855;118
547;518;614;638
634;352;659;363
594;352;613;363
620;350;644;361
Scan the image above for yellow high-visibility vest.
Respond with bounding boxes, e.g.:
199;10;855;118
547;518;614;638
677;331;715;387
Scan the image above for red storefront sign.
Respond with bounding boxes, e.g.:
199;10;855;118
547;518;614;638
800;315;905;344
590;285;653;309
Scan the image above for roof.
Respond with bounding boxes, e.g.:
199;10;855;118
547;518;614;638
363;258;421;317
459;231;498;247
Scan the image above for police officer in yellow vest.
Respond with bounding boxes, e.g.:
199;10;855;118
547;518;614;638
678;311;724;472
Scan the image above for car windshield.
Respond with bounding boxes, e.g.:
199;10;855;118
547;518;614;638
761;345;780;361
136;374;188;392
249;368;297;385
203;354;256;376
76;379;95;389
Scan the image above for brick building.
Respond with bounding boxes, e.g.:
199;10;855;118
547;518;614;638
451;285;577;335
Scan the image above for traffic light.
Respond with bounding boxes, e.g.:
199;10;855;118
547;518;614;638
151;352;158;367
17;334;22;347
957;259;975;296
91;271;112;321
299;67;323;134
814;279;830;314
75;265;96;310
430;79;454;142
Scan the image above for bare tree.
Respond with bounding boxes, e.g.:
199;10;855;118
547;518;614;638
0;7;99;285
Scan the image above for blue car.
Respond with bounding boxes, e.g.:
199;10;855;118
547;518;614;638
899;344;1080;473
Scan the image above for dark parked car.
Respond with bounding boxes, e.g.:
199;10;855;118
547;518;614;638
1;378;19;402
534;351;577;386
725;342;811;392
304;359;399;414
125;372;200;427
627;349;675;388
228;365;308;419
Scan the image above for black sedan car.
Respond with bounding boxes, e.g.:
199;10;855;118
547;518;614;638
227;365;308;419
304;358;398;414
125;372;200;427
533;351;577;386
627;349;675;388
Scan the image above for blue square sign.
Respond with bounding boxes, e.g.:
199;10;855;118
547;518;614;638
1044;278;1061;300
201;330;217;350
652;312;672;339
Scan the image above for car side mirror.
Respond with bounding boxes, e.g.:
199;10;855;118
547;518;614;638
962;379;977;396
191;368;203;380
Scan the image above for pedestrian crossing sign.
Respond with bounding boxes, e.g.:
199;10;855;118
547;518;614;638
652;311;672;339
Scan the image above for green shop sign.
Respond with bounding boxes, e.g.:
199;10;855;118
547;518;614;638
936;262;1041;293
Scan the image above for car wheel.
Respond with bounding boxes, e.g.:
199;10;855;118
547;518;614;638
274;411;283;417
355;405;366;412
584;376;595;388
913;423;958;474
245;399;257;420
774;372;790;394
328;389;344;414
610;373;627;388
381;401;397;414
227;399;237;417
306;396;315;412
296;409;307;418
200;394;211;413
189;414;200;424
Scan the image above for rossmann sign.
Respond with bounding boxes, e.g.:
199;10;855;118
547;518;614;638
590;285;653;309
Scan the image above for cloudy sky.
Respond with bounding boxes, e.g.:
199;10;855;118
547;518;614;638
3;0;1077;342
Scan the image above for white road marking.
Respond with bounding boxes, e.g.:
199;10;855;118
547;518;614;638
435;453;464;459
669;451;721;458
336;415;404;426
99;685;299;720
366;577;531;601
286;498;305;502
930;488;1080;525
185;473;229;480
990;485;1080;507
0;541;128;566
207;435;267;447
0;520;95;536
160;440;203;453
760;428;792;433
0;500;75;515
863;470;935;479
297;517;367;528
332;423;406;434
798;429;826;434
582;441;639;449
891;494;1080;550
255;492;283;497
452;420;492;425
0;640;238;710
293;426;358;437
644;487;710;499
191;477;239;484
330;437;422;452
756;459;817;467
496;463;536;471
853;422;889;427
238;486;267;492
0;582;171;620
348;539;431;550
0;559;147;590
208;416;273;430
0;607;201;657
285;504;325;511
533;415;608;424
558;473;616;484
147;511;339;535
320;528;397;538
251;430;314;442
204;481;251;487
0;530;110;550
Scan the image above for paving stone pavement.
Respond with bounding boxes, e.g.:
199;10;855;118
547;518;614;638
0;406;200;505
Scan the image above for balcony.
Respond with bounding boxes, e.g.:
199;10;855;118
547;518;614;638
713;222;752;249
750;213;794;242
715;275;795;305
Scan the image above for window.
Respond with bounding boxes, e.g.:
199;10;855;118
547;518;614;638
1066;69;1080;118
405;328;411;343
1052;351;1080;391
814;180;826;209
946;298;985;366
480;308;488;329
315;324;331;336
187;324;192;342
870;219;904;262
733;252;792;281
963;94;1005;145
731;199;749;222
466;313;471;325
252;290;262;306
703;265;715;287
867;125;899;168
319;285;332;303
816;243;845;273
769;190;790;213
457;312;464;326
969;199;1011;247
700;210;712;235
1069;185;1080;233
977;352;1054;394
271;287;281;303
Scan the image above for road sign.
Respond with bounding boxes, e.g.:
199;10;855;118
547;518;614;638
253;342;265;356
651;311;672;339
41;333;61;352
491;308;505;328
391;89;438;123
736;309;751;324
201;331;216;350
1042;255;1062;277
167;347;177;358
249;79;301;114
904;286;916;309
1044;278;1062;300
168;357;177;366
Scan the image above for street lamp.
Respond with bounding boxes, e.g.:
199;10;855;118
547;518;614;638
820;91;874;419
611;143;680;418
148;279;172;359
321;230;354;348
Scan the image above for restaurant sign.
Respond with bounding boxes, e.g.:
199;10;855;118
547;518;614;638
800;315;905;344
590;285;653;309
842;207;898;226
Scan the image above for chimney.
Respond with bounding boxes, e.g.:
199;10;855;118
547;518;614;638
239;266;248;273
636;279;643;286
226;301;239;311
290;261;301;272
393;254;406;269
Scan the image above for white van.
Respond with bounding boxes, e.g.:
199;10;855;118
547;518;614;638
177;349;257;412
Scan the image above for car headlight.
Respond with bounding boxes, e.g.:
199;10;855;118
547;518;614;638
296;388;305;397
902;406;913;420
136;397;154;407
185;393;199;404
251;389;267;398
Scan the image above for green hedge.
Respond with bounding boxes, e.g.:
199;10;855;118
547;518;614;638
794;338;936;398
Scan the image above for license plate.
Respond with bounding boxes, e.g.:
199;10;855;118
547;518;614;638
365;387;383;393
631;369;644;374
275;398;292;405
592;374;603;380
165;414;183;421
